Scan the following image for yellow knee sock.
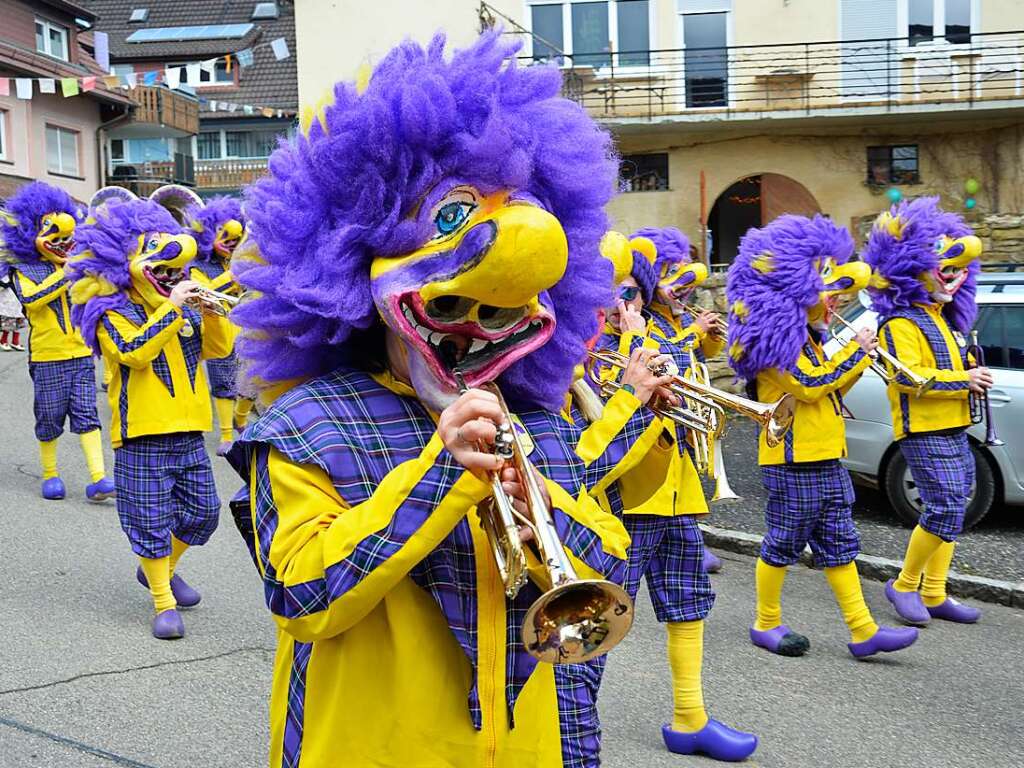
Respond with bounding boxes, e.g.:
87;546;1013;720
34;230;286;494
39;439;59;480
78;429;106;483
139;556;176;613
754;558;787;631
894;525;945;592
234;397;253;428
824;562;879;644
169;535;189;577
921;541;956;607
667;620;709;733
214;397;235;443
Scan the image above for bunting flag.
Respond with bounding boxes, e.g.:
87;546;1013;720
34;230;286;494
271;37;290;61
0;79;8;97
82;76;97;92
237;48;254;67
186;63;201;87
225;55;232;73
143;71;158;86
165;67;181;89
125;72;138;89
61;77;79;96
104;74;120;89
15;78;32;99
39;79;56;94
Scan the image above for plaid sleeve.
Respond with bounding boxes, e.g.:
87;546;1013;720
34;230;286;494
13;269;69;309
769;344;870;402
252;437;491;643
98;303;185;369
547;481;628;584
575;388;661;496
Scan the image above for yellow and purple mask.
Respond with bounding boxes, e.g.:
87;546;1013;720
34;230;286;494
213;219;244;261
35;211;77;266
921;234;982;304
807;257;871;331
370;184;568;410
128;231;198;309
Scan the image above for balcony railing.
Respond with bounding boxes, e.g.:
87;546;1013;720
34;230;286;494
108;156;195;196
129;85;199;134
538;30;1024;122
195;158;270;190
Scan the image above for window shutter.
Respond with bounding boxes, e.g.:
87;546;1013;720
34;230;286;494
840;0;899;99
676;0;731;14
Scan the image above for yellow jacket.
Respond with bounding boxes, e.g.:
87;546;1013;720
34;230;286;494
756;334;871;465
189;262;240;352
648;304;725;363
879;304;972;440
97;300;232;447
595;327;709;515
11;263;91;363
242;370;629;768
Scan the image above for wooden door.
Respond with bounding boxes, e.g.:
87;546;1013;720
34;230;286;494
760;173;821;224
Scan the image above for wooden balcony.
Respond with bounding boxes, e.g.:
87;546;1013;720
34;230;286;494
129;86;199;135
196;158;270;191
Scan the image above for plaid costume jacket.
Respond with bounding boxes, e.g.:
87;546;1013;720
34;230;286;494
647;304;725;364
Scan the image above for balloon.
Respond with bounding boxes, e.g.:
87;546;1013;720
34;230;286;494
965;197;977;210
887;188;903;203
965;178;980;195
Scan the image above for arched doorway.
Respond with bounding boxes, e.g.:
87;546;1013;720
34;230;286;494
707;173;821;267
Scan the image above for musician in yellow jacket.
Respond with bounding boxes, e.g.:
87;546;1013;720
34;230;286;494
727;214;918;660
69;197;231;640
1;182;112;501
863;197;989;626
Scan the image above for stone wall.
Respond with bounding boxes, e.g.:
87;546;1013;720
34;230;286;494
686;272;744;393
853;211;1024;265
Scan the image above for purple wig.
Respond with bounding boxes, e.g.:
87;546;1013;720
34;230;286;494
861;196;977;334
67;199;183;351
1;181;80;266
632;226;692;279
726;214;855;380
187;196;245;263
235;31;617;411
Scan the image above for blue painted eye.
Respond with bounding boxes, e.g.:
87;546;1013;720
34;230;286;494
934;238;946;253
147;238;159;250
434;201;474;237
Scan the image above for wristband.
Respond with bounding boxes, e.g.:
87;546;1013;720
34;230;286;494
621;383;636;396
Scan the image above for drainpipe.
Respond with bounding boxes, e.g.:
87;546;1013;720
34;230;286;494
96;106;132;189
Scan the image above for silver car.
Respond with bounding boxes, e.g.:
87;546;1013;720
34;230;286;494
827;272;1024;529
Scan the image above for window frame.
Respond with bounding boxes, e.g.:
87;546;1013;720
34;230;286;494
897;0;979;50
34;17;70;62
45;123;81;178
525;0;654;71
195;126;291;161
866;144;921;186
619;152;670;192
974;303;1024;371
0;110;8;162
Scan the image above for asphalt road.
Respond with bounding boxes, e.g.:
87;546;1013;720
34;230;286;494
710;419;1024;584
1;353;1023;767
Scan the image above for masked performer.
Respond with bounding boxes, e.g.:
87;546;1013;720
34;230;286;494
226;33;646;768
632;226;725;573
590;235;757;761
726;214;918;659
0;182;112;501
68;194;231;639
862;197;986;626
187;196;249;455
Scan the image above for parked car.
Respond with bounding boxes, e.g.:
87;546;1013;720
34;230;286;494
827;272;1024;529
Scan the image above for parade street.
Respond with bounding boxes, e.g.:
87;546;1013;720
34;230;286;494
1;358;1023;768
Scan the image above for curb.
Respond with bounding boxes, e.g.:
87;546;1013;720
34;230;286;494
699;523;1024;609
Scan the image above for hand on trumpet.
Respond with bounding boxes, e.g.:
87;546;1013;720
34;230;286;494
499;465;547;542
438;388;506;473
696;310;724;339
169;279;203;309
853;328;879;355
968;366;994;395
621;348;679;407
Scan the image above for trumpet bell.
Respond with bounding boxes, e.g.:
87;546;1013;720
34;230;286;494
523;580;634;664
763;394;796;448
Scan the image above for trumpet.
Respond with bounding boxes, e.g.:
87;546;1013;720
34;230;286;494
189;286;240;317
685;361;740;501
967;330;1004;447
454;373;634;664
829;313;934;396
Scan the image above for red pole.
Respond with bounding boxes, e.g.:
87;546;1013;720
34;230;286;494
699;169;708;266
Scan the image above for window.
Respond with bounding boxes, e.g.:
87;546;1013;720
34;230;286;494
110;138;124;162
683;12;728;108
252;2;279;19
129;8;149;22
529;1;649;68
197;131;221;160
0;110;7;161
224;128;287;158
35;18;69;61
907;0;972;46
46;125;79;176
619;153;669;192
169;60;233;87
975;305;1024;370
866;145;920;185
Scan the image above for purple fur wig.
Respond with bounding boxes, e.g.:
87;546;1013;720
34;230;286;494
861;196;977;334
632;226;692;278
726;214;855;381
234;31;617;411
1;181;80;265
67;199;184;352
187;196;245;263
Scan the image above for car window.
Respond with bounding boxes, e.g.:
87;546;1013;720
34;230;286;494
976;305;1024;370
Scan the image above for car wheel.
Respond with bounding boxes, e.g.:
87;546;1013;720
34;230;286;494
882;443;996;530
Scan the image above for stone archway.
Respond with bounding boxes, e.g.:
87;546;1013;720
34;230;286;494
707;173;821;267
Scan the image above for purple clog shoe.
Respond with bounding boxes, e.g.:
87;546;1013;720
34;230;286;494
662;720;758;762
152;609;185;640
885;579;930;625
41;477;66;500
749;625;810;657
86;476;116;502
926;597;981;624
848;625;919;659
137;567;202;608
704;547;723;574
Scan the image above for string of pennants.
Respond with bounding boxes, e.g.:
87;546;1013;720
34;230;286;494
0;35;293;118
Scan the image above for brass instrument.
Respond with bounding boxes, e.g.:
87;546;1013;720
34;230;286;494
454;373;634;664
189;286;239;317
829;312;935;396
684;361;740;501
586;350;718;436
967;330;1004;447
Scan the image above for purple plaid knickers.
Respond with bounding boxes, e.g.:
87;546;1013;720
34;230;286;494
899;430;974;542
28;357;102;442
